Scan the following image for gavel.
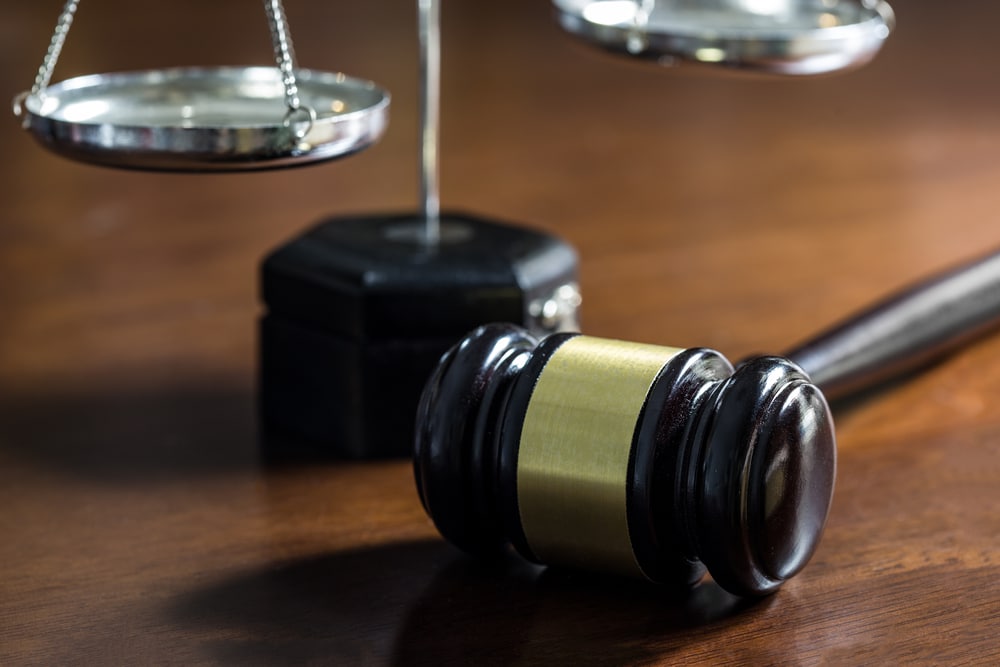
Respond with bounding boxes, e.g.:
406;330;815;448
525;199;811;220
414;249;1000;596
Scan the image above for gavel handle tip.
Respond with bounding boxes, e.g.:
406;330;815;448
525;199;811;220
784;248;1000;401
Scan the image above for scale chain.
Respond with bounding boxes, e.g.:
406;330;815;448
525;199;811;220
263;0;301;112
16;0;312;136
262;0;316;140
31;0;80;97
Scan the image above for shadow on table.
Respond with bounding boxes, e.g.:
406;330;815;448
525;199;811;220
170;539;765;666
0;383;260;482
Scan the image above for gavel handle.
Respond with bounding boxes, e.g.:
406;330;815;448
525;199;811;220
784;248;1000;401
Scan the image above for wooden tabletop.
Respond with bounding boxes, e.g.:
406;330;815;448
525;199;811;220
2;0;998;664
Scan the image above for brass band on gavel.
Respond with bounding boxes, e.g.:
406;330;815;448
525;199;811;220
517;336;683;578
414;323;836;597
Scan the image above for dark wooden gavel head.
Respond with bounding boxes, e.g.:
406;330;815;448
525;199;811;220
414;323;836;597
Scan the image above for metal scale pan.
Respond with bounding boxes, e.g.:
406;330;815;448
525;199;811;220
12;0;390;172
552;0;895;75
15;67;389;172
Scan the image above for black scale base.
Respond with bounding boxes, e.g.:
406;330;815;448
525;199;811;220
259;211;579;460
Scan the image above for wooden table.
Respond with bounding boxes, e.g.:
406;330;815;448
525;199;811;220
2;1;998;663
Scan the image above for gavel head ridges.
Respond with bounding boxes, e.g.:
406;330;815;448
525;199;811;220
414;323;836;596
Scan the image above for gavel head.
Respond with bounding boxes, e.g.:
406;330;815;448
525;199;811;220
414;323;836;596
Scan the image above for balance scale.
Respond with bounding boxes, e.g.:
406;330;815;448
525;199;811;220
14;0;895;458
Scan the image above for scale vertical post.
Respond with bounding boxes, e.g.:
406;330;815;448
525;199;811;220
418;0;441;246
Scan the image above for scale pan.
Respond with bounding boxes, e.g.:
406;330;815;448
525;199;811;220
14;67;390;172
553;0;895;75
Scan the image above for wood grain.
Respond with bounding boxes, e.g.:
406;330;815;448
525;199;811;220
1;0;998;664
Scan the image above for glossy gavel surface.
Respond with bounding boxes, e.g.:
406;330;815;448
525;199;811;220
2;0;999;664
415;325;838;596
